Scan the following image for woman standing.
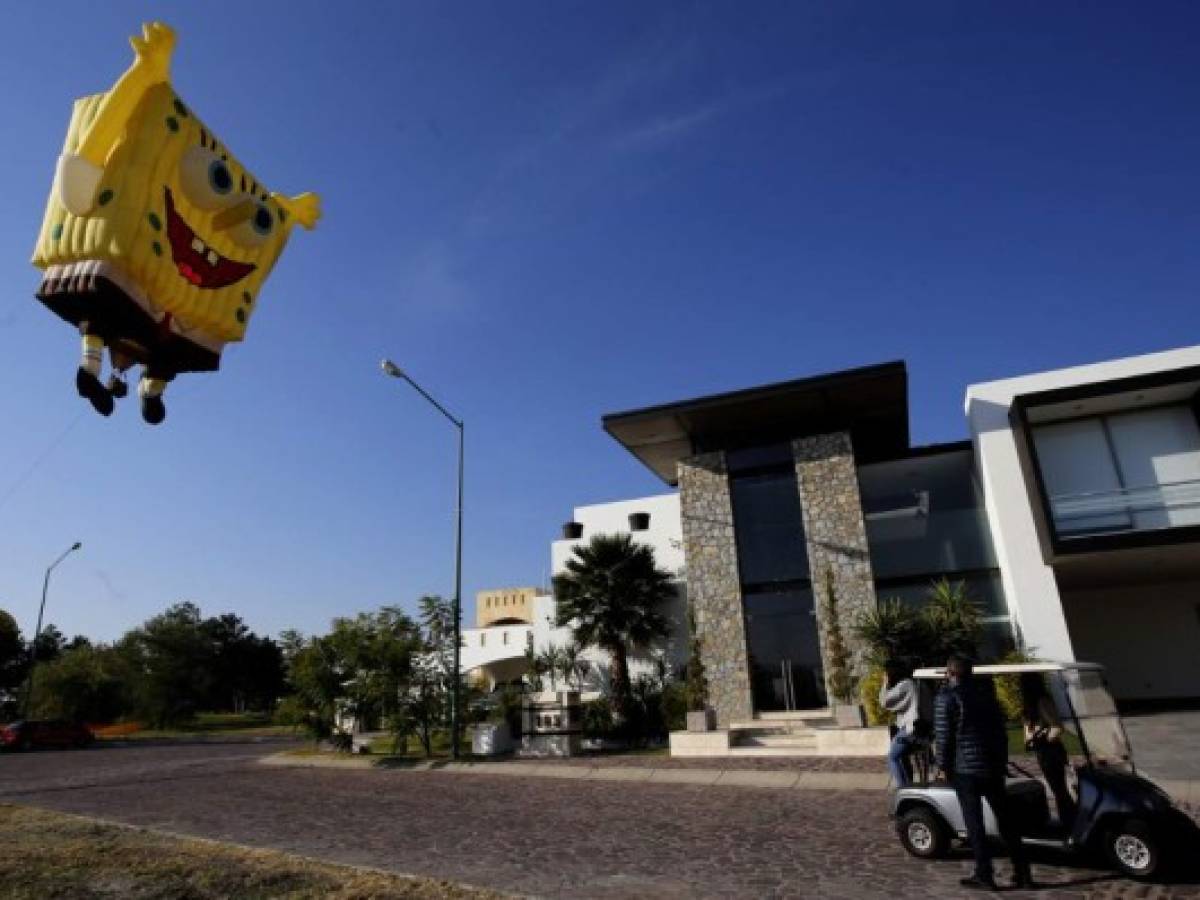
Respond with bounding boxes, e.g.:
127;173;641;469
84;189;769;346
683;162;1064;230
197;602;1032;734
1020;673;1077;827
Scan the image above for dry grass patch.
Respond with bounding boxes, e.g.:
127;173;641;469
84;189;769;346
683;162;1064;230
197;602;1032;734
0;804;503;899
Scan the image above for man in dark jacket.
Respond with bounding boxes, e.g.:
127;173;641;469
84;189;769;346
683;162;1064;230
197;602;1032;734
934;655;1032;890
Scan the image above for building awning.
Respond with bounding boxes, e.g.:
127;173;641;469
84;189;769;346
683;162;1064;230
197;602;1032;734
602;361;910;485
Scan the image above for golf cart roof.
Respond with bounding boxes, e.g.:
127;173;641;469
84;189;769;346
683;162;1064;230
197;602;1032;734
912;662;1106;679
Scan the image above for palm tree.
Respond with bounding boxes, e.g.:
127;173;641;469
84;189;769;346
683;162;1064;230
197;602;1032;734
558;642;591;690
553;533;673;723
535;646;566;691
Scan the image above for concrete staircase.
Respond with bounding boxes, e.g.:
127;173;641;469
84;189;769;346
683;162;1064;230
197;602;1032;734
727;710;831;757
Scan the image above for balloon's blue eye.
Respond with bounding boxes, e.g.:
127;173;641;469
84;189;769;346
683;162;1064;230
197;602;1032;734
208;160;232;195
252;205;274;236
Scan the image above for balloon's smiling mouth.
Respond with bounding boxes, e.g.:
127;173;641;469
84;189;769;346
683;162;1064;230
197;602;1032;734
164;187;256;289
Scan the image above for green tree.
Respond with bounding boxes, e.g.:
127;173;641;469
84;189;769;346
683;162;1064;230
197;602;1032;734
553;533;673;726
287;636;343;741
200;614;284;712
32;624;66;664
558;642;590;691
118;602;214;727
30;644;134;722
0;610;26;697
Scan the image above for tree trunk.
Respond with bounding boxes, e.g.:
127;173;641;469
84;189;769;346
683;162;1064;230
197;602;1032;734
607;642;631;725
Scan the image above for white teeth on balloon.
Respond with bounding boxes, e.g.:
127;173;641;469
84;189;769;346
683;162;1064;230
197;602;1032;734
206;250;219;267
191;237;206;253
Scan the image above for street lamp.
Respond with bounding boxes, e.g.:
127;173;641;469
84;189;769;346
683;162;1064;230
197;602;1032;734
380;359;465;760
24;541;81;717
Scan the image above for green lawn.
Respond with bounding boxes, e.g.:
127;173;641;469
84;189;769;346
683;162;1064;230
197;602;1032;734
96;712;302;741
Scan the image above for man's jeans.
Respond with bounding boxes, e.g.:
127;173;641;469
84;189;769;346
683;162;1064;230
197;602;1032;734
887;730;916;787
952;773;1030;881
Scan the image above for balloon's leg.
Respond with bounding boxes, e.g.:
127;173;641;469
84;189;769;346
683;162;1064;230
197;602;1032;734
138;374;168;426
76;330;114;417
106;349;132;400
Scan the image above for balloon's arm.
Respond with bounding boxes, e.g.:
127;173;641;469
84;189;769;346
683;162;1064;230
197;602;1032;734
272;193;322;231
59;22;176;215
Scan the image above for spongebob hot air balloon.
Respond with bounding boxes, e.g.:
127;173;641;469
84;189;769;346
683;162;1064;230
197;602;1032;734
31;22;319;424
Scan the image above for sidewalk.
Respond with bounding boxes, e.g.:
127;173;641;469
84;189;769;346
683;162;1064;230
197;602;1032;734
260;752;1200;805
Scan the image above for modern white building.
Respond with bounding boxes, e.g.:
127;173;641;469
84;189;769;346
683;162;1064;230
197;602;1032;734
460;495;687;696
595;344;1200;727
968;345;1200;701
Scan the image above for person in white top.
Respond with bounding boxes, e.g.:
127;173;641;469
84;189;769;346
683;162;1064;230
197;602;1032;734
881;662;920;787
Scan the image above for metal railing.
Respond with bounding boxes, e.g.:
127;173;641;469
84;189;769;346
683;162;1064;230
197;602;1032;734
1050;478;1200;537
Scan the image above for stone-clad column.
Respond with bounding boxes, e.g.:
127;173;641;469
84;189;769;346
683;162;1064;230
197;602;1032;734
678;452;754;726
793;432;878;696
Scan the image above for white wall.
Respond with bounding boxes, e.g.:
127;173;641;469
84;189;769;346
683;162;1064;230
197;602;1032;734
1061;580;1200;700
966;345;1200;664
537;493;687;694
459;623;533;674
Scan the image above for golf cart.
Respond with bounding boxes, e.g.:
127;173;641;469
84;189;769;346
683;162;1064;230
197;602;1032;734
891;662;1194;880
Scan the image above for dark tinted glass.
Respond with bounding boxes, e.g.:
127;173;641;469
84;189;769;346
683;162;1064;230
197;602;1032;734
729;470;809;584
858;449;997;579
744;588;825;711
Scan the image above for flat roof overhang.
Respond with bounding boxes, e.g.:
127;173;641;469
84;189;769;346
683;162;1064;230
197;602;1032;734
1012;363;1200;425
602;361;910;485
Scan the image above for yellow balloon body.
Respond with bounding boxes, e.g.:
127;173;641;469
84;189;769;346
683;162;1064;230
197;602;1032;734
31;22;318;374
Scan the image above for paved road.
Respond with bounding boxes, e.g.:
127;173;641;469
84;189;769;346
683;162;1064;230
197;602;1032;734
1;743;1197;899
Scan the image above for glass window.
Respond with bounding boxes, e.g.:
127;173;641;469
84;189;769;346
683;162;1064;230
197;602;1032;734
729;469;810;584
858;449;997;579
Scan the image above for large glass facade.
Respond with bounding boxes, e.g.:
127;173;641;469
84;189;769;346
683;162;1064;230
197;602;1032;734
857;447;1015;654
728;458;825;712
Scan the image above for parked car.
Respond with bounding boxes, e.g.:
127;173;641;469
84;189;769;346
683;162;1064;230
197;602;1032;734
0;719;95;751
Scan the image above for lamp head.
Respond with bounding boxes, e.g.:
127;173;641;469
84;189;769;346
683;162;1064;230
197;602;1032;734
380;359;404;379
71;542;82;551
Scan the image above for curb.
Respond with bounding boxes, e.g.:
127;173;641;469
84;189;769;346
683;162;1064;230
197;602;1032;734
257;753;1200;805
259;752;887;790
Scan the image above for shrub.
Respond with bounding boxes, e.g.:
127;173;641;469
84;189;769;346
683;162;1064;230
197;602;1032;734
820;568;856;705
581;697;615;740
994;648;1035;722
660;681;688;733
272;695;307;727
684;608;709;712
860;665;893;727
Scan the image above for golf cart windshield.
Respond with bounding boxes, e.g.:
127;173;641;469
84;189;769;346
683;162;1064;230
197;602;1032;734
1053;667;1135;774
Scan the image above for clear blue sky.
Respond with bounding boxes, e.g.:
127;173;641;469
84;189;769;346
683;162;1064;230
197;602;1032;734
1;2;1197;642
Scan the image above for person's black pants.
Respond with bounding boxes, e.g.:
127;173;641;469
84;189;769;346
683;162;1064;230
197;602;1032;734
952;773;1030;881
1035;741;1077;828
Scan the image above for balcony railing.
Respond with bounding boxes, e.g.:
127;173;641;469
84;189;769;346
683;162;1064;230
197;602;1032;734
1050;478;1200;537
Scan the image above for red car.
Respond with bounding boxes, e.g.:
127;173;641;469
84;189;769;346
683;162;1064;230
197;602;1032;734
0;720;94;750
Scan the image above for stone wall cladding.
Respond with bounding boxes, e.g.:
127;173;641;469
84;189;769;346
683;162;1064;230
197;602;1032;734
677;452;754;726
792;432;878;698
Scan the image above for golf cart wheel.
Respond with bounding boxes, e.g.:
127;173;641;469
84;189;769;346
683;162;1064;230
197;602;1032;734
897;806;949;859
1105;819;1160;880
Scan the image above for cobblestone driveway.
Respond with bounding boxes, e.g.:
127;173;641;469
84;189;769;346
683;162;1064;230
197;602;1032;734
1;743;1197;899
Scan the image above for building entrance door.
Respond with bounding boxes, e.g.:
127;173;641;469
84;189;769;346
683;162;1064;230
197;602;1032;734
744;588;826;712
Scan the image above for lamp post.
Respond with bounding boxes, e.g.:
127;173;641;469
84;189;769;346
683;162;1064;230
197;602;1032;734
380;359;464;760
24;541;81;717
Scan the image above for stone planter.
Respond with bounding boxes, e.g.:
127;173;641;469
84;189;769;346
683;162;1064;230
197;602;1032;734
686;708;716;732
833;703;866;728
